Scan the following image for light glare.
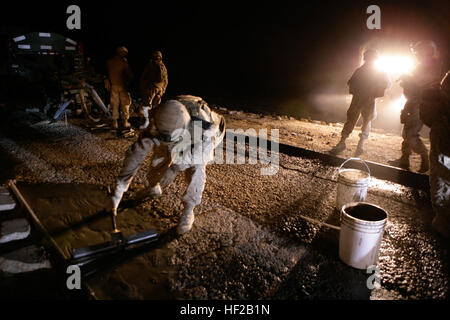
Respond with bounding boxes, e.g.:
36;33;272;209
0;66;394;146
375;56;415;75
391;94;407;113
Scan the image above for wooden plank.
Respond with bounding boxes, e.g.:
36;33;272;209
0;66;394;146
231;133;430;191
0;187;16;211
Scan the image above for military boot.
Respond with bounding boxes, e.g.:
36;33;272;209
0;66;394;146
354;139;365;157
134;184;162;201
418;153;429;173
388;155;410;170
177;203;195;235
329;137;347;155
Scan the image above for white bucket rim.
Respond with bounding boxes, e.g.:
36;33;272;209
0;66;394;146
341;217;386;234
338;158;371;181
338;168;370;186
341;202;388;226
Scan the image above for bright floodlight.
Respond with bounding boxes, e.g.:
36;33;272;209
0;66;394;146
391;94;407;113
375;56;415;75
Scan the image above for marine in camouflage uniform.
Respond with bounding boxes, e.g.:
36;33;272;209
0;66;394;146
330;49;390;156
388;41;443;173
139;51;168;130
106;47;133;129
108;95;226;234
420;71;450;239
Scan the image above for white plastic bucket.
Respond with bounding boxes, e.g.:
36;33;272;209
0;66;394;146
336;158;370;211
339;202;387;270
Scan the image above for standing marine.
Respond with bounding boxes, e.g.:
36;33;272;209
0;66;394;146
330;49;390;156
388;40;443;173
106;46;134;129
420;71;450;239
139;51;168;130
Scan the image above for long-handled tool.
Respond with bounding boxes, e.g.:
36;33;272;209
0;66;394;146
71;208;158;266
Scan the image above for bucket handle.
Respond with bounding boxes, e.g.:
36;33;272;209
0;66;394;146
299;214;341;231
338;157;371;178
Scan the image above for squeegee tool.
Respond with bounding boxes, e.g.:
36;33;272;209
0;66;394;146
70;209;158;265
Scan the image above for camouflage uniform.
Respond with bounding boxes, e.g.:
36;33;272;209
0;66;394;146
106;48;133;128
110;96;226;234
140;57;168;108
139;51;168;130
397;61;442;171
420;71;450;238
331;52;390;156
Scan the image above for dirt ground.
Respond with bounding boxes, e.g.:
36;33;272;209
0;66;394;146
0;108;447;300
221;109;429;173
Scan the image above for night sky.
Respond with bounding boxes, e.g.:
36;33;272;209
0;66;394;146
1;0;449;117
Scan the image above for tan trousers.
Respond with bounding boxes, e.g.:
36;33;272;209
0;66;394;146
341;95;376;140
142;86;164;108
401;99;428;157
110;85;131;121
401;122;428;157
116;133;207;207
429;121;450;237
